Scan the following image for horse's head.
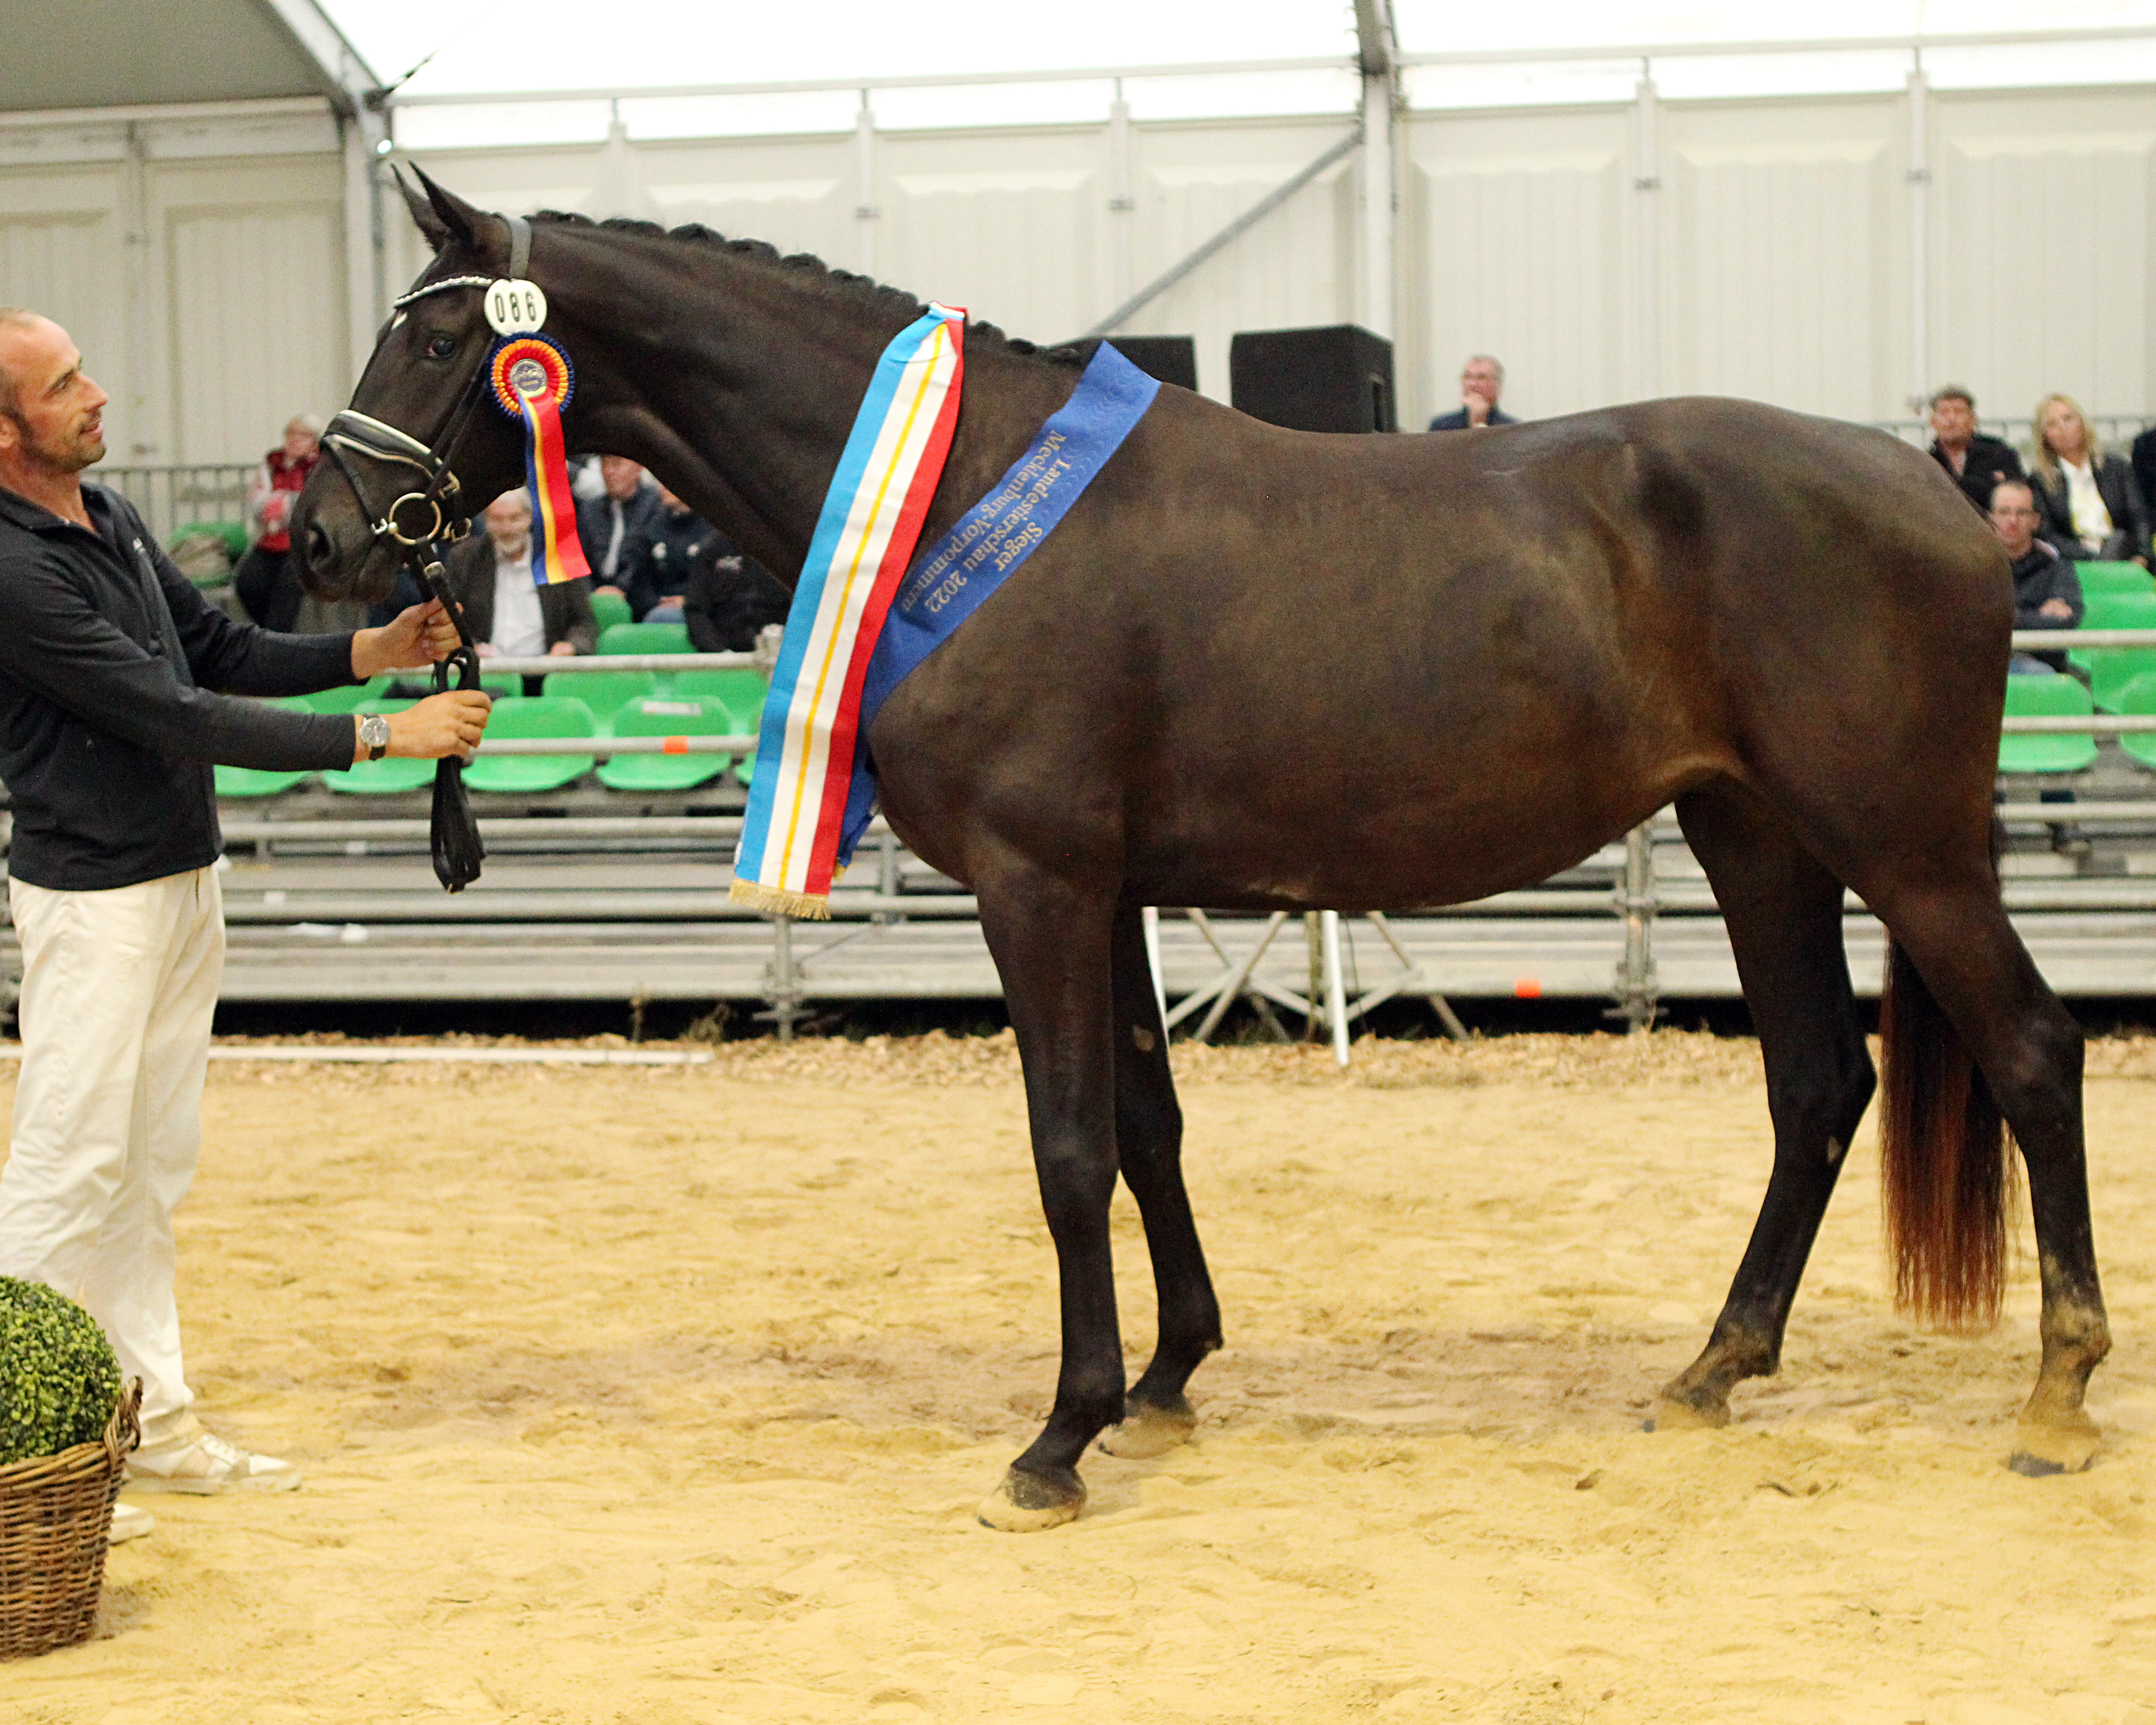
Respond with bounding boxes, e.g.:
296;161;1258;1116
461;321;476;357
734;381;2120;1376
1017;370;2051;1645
292;171;533;603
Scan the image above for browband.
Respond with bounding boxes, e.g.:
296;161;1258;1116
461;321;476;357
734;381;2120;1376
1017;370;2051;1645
390;209;532;311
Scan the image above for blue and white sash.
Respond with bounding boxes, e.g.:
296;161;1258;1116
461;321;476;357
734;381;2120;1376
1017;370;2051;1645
836;341;1159;857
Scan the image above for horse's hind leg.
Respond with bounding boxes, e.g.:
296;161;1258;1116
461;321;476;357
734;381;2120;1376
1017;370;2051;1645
1867;875;2108;1472
1652;784;1876;1428
1097;903;1222;1460
971;856;1125;1531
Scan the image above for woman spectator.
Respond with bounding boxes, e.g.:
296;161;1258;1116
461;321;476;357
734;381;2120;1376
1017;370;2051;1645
2028;393;2150;566
233;414;324;630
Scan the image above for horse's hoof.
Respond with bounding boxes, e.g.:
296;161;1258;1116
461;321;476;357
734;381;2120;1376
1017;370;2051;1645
977;1465;1085;1533
1643;1393;1729;1434
1097;1396;1197;1459
2009;1411;2099;1477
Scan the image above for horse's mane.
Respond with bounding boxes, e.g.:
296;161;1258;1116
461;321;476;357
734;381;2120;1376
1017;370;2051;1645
529;211;1092;370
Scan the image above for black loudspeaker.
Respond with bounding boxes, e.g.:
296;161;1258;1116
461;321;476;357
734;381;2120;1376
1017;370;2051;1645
1105;336;1198;392
1229;324;1396;433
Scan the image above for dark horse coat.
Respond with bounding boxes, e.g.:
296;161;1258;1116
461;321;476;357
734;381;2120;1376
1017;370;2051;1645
293;174;2110;1530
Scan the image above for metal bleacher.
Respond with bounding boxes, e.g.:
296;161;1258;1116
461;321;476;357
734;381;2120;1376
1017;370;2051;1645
10;622;2156;1034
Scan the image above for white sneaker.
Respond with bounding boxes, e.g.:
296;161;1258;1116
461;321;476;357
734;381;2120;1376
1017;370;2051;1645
108;1502;155;1544
127;1428;301;1495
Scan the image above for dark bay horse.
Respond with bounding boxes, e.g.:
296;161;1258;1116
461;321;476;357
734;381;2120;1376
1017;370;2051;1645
294;172;2109;1530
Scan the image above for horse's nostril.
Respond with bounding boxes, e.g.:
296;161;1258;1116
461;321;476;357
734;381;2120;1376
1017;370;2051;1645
304;519;334;570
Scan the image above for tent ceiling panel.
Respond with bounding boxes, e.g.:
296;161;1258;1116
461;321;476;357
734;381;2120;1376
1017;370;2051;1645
6;0;341;112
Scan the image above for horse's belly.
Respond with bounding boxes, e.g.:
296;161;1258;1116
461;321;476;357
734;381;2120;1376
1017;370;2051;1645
1123;765;1657;913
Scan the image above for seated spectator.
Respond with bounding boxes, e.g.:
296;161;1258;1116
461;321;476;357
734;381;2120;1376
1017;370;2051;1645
1926;386;2022;516
683;523;791;654
2132;422;2156;533
639;486;710;624
233;414;323;632
1993;480;2082;673
574;455;667;618
442;490;597;674
1427;354;1515;431
2029;393;2150;566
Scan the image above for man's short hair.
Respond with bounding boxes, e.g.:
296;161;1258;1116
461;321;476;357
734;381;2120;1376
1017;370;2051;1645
1989;477;2034;510
1930;385;1975;412
1463;353;1505;385
0;307;42;421
488;487;532;514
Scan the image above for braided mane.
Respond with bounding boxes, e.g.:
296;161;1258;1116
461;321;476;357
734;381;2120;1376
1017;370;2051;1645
530;211;1090;370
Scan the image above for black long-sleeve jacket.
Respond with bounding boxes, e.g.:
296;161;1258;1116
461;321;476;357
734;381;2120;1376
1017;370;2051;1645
0;481;360;890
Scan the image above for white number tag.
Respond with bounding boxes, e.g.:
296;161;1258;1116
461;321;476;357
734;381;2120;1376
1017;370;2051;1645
484;279;548;336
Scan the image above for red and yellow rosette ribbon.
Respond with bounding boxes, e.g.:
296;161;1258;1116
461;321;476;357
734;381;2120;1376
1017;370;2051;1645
488;335;591;586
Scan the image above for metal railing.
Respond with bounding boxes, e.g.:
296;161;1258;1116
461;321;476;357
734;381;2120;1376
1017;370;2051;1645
95;464;255;547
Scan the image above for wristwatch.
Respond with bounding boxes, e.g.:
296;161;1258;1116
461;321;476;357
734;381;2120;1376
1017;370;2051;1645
357;713;391;762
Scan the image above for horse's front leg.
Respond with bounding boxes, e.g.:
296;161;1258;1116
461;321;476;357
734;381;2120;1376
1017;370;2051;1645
974;858;1124;1532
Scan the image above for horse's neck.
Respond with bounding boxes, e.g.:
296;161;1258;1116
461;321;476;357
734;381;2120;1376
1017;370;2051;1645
551;245;1066;588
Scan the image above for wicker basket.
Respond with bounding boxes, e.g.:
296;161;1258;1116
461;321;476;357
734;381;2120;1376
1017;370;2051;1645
0;1378;141;1658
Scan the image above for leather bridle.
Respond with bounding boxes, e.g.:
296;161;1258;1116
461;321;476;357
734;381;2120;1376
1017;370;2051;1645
319;213;535;561
316;210;538;893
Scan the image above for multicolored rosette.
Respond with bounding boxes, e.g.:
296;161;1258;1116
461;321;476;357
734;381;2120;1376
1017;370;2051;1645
488;334;591;587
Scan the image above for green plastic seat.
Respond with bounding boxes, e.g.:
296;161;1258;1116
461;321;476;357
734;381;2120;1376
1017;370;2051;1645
2076;591;2156;632
589;589;633;633
543;668;655;721
214;696;313;797
325;700;436;794
302;676;390;716
169;520;249;560
597;621;692;657
462;695;596;794
2086;648;2156;712
665;667;770;726
1999;673;2097;775
2111;672;2156;773
596;697;732;792
2073;560;2153;599
2069;592;2156;677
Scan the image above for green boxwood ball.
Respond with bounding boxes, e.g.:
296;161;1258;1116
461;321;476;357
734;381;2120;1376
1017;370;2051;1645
0;1279;121;1465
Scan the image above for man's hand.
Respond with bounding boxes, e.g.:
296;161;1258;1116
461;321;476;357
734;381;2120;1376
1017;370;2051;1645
351;600;460;677
548;640;575;657
1463;392;1491;428
2039;597;2075;620
352;690;492;764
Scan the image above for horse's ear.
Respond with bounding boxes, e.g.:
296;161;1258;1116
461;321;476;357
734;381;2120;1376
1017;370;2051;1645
393;166;451;251
411;165;482;252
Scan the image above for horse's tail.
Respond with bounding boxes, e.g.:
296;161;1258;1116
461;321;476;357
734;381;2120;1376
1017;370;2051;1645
1877;881;2013;1331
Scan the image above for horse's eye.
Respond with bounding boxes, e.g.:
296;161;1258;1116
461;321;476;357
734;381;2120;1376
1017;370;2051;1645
425;334;456;360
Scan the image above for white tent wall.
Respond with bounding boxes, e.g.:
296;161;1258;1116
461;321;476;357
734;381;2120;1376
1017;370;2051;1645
2;76;2152;488
0;100;351;468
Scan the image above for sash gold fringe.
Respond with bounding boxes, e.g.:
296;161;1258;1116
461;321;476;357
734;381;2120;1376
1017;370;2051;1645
728;878;832;920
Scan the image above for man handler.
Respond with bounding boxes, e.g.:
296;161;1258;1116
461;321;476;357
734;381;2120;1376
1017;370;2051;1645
0;308;489;1504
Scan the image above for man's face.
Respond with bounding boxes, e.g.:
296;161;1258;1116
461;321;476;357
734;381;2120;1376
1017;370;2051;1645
1930;395;1974;448
601;455;643;501
485;494;533;557
283;419;319;463
0;316;108;476
1461;359;1501;405
1991;486;2039;558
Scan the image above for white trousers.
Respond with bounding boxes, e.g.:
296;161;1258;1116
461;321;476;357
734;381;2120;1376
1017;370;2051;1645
0;866;223;1443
